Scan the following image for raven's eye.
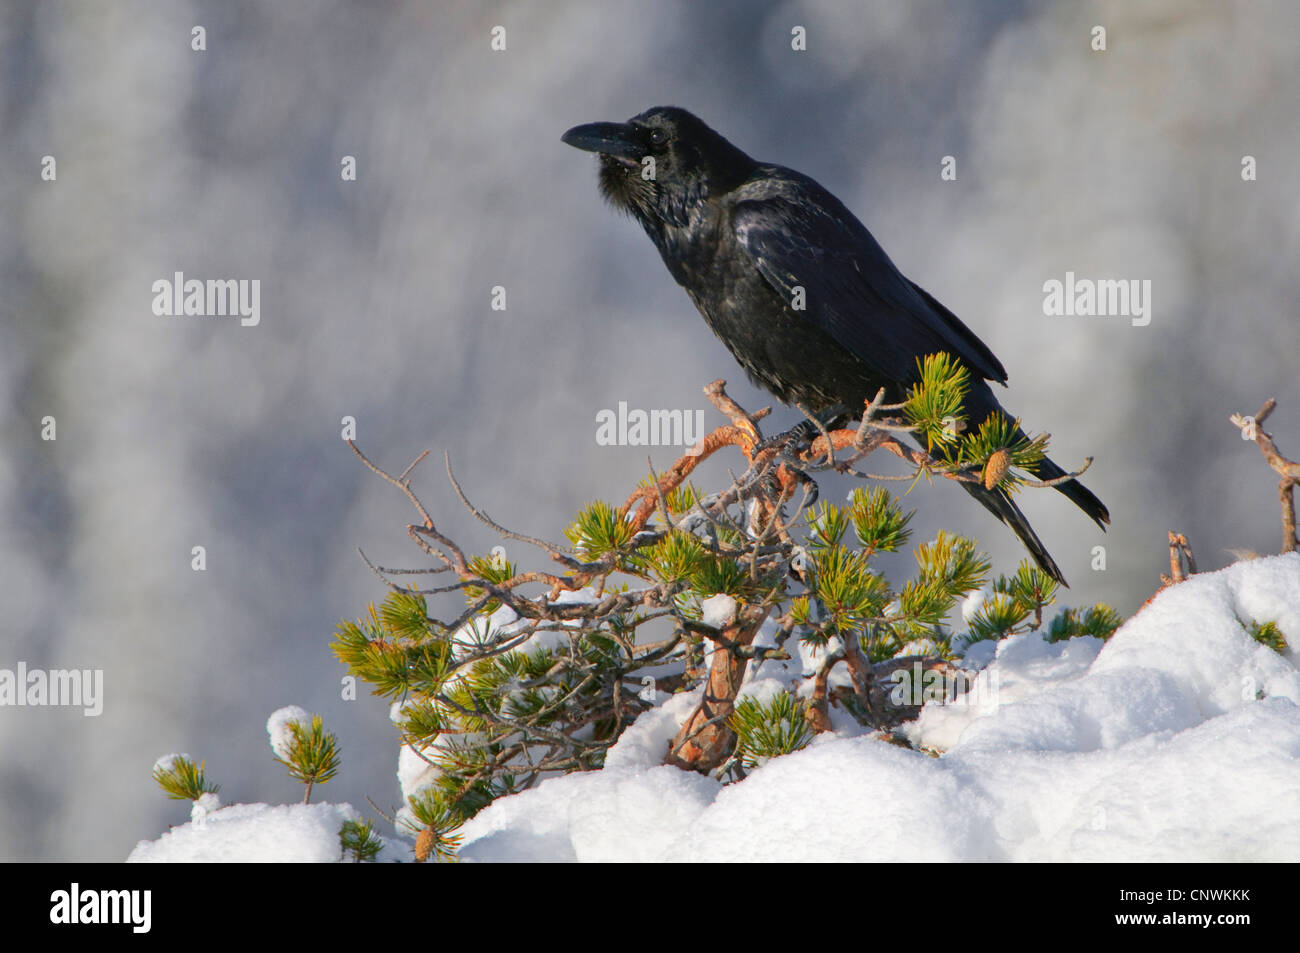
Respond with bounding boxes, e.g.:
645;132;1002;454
648;128;667;146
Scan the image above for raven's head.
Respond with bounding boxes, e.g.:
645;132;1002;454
562;106;755;228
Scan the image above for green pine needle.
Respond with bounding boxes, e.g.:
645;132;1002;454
730;691;814;767
805;500;851;551
152;755;220;801
690;554;757;600
465;555;517;613
808;545;888;635
1046;604;1124;642
904;353;970;452
994;562;1060;613
645;530;709;584
565;500;635;560
900;532;990;627
405;789;465;862
395;698;451;746
957;413;1049;488
965;593;1029;643
1246;619;1288;653
339;819;384;862
380;588;433;640
275;715;342;794
848;486;914;554
663;483;703;518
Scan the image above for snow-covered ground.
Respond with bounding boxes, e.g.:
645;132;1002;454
127;801;379;863
129;553;1300;862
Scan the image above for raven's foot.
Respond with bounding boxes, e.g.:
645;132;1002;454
763;459;820;511
754;424;812;457
755;404;850;457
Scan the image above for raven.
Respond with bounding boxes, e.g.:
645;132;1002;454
562;106;1107;584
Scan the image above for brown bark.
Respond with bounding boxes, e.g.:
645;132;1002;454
665;603;772;772
621;423;760;532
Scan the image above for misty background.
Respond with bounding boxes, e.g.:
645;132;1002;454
2;0;1297;861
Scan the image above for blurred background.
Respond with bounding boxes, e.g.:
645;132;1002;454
2;0;1298;861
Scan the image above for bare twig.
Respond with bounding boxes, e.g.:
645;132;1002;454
702;379;770;443
445;452;572;556
1231;398;1300;553
1160;531;1197;587
348;441;437;528
1019;457;1095;488
796;401;837;468
622;423;760;532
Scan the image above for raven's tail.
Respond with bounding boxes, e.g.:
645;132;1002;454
960;481;1068;586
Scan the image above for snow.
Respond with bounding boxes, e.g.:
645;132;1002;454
961;587;987;623
457;765;722;863
127;802;378;863
190;792;222;822
602;690;699;770
681;736;990;861
452;553;1300;862
127;554;1300;862
700;593;737;629
151;752;189;774
266;705;312;759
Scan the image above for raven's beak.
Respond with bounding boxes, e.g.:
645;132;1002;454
561;121;643;165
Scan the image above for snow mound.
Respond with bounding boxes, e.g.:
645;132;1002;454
128;801;373;863
456;553;1300;862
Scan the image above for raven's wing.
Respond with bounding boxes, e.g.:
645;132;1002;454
731;178;1008;385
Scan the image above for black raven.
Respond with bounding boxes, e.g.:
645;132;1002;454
562;106;1108;584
